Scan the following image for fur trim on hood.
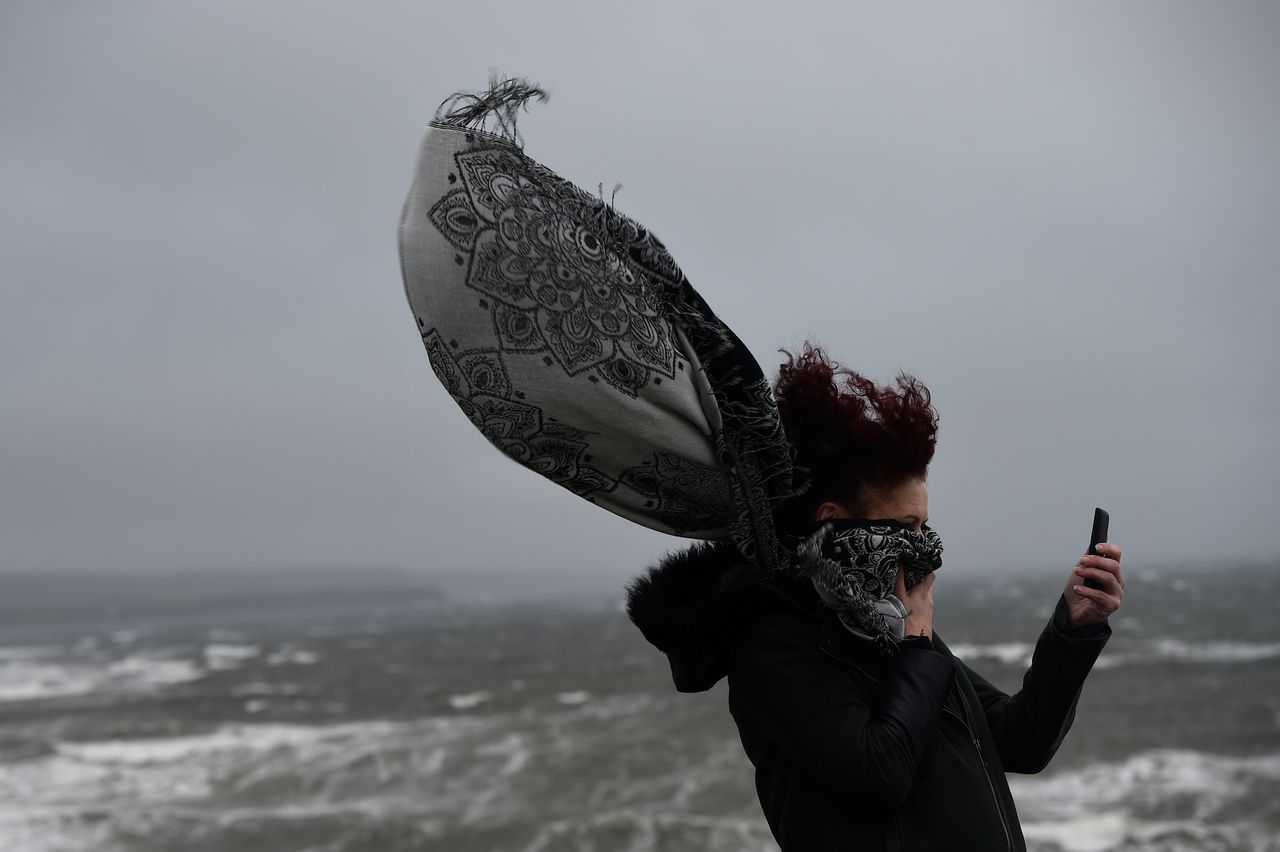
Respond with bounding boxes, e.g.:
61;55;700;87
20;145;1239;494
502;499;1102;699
624;538;826;693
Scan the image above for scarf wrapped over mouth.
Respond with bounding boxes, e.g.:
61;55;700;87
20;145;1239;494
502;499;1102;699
794;518;944;656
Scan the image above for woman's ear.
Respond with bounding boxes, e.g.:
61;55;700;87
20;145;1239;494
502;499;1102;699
815;501;847;522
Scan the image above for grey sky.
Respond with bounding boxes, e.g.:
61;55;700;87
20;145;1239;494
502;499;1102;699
2;2;1277;597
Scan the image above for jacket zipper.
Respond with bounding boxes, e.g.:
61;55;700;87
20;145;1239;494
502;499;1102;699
946;693;1014;852
821;640;1014;851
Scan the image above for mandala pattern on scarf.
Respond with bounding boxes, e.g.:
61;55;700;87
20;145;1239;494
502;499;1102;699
426;146;679;399
420;325;616;496
618;451;733;535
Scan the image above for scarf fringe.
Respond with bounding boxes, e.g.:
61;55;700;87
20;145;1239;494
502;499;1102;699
434;71;550;149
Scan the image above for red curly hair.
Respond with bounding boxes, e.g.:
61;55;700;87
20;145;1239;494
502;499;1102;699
772;341;939;534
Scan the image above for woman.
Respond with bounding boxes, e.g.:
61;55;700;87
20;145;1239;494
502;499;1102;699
626;341;1124;851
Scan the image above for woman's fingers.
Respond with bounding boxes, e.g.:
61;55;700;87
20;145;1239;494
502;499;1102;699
1071;582;1121;615
1074;565;1123;597
902;570;936;603
1091;543;1125;589
1081;551;1125;591
1095;541;1123;562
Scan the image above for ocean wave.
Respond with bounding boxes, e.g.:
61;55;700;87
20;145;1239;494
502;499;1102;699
1011;748;1280;851
1142;638;1280;664
519;809;777;852
202;643;261;670
1022;816;1280;852
0;693;710;851
228;681;303;698
448;690;492;710
948;642;1035;666
8;705;1276;852
949;638;1280;669
0;648;203;703
0;715;500;851
264;646;320;666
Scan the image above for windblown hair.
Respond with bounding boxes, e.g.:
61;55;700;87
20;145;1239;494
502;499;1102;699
772;341;939;536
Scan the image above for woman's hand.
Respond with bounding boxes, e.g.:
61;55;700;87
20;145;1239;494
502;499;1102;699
1064;541;1124;627
896;566;936;639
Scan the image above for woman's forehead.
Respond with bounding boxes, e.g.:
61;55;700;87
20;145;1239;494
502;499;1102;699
865;477;929;517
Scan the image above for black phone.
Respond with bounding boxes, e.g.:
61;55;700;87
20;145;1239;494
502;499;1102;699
1084;507;1110;590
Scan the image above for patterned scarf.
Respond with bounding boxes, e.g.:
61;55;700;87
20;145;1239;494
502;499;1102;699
398;74;806;576
794;518;944;656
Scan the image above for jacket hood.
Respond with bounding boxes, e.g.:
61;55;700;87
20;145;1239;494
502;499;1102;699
624;538;828;693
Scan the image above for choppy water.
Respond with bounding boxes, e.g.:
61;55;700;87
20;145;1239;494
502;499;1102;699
0;562;1277;852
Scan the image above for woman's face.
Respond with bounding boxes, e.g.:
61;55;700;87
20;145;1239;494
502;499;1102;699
814;476;929;532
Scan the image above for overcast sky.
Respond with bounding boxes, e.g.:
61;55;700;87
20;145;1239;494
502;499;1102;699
2;2;1277;598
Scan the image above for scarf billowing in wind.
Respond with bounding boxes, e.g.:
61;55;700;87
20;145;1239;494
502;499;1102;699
397;73;804;577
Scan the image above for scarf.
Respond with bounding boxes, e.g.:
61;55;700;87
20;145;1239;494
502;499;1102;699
794;518;944;656
397;74;805;576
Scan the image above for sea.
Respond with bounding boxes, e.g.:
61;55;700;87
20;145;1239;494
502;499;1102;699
0;560;1277;852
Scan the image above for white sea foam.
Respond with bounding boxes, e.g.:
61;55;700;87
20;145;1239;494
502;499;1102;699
104;654;203;686
1015;749;1280;850
1010;748;1280;847
557;690;591;705
448;690;492;710
948;642;1035;667
951;637;1280;670
0;660;100;702
1021;812;1130;852
265;646;320;666
1148;638;1280;664
0;651;203;703
52;720;407;770
228;681;302;697
1022;815;1280;852
202;643;260;670
519;809;778;852
475;732;530;776
0;647;88;702
0;715;496;851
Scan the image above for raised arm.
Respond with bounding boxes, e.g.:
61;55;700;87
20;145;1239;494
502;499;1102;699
958;592;1111;773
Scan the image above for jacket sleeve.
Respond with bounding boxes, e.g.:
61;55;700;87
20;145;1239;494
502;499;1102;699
958;593;1111;774
725;610;955;810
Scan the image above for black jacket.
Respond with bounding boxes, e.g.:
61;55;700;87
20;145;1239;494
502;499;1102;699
625;539;1112;852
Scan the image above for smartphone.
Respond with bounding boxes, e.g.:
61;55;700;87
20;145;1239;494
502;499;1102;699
1084;507;1110;591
